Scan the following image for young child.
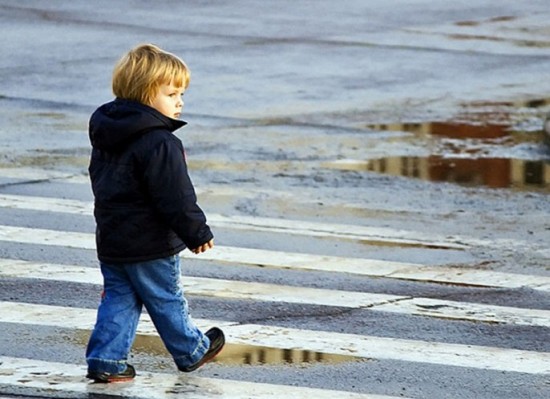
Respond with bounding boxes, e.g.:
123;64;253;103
85;43;225;383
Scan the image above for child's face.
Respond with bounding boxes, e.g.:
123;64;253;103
149;81;185;119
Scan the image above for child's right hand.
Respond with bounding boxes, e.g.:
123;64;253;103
191;239;214;254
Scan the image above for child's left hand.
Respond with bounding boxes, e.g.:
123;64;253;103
191;239;214;254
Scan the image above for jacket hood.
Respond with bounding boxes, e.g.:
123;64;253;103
89;99;186;151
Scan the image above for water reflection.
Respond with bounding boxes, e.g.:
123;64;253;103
131;335;362;366
367;120;540;141
353;118;550;191
362;156;549;190
73;331;361;366
217;343;360;366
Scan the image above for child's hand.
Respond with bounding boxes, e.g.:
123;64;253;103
191;239;214;254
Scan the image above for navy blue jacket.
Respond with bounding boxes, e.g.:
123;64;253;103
88;98;213;264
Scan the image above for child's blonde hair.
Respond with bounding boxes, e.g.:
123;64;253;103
112;44;190;106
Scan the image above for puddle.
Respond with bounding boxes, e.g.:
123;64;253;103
329;156;550;191
131;335;362;366
72;331;362;366
339;112;550;192
203;343;361;366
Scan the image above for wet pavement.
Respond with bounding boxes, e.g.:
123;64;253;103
0;1;549;398
2;1;550;189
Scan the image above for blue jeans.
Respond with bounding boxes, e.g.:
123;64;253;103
86;255;210;374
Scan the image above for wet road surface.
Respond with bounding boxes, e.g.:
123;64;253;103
0;1;549;398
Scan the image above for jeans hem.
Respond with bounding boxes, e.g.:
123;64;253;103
87;357;128;374
173;334;210;368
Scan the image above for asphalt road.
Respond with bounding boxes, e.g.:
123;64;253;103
0;1;549;398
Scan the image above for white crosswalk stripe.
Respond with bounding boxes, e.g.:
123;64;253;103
0;224;548;291
0;357;404;399
0;169;549;398
1;259;549;327
1;302;548;374
0;174;543;252
0;193;463;248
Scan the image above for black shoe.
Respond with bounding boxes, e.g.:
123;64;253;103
86;364;136;383
179;327;225;372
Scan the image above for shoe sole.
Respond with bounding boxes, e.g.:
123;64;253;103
89;376;135;383
180;337;225;372
86;366;136;383
86;373;136;383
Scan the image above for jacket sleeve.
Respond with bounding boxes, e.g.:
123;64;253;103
142;136;213;249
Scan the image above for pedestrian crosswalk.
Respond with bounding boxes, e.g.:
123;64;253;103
0;168;549;398
0;357;401;399
1;259;549;327
1;224;549;291
1;301;548;374
0;192;462;248
0;168;547;253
